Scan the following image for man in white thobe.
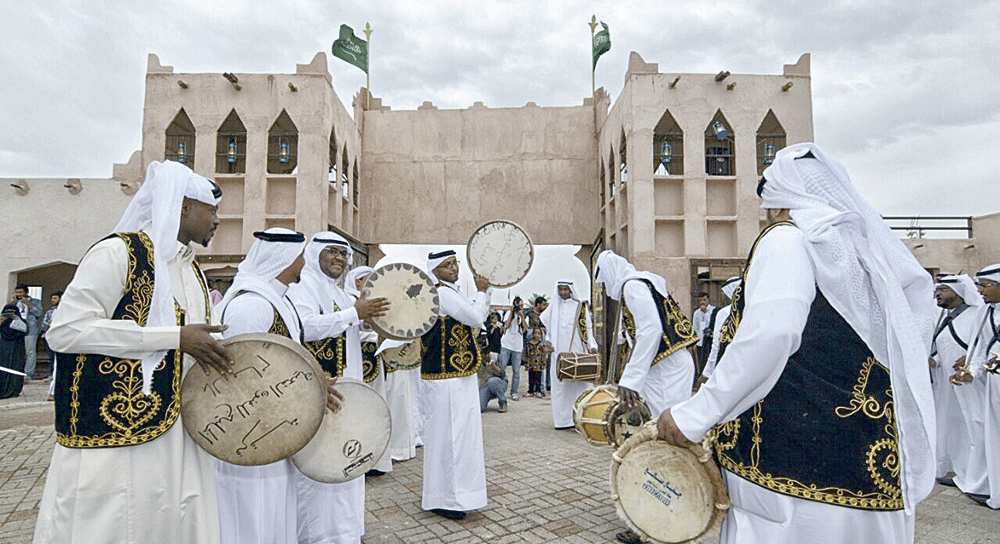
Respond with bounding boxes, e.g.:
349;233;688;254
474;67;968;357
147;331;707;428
35;161;231;544
658;143;937;544
420;249;490;520
700;277;741;383
214;228;308;544
540;280;598;429
594;256;697;418
954;264;1000;509
927;275;983;493
287;233;388;544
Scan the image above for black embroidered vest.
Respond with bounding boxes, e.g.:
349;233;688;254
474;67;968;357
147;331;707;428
420;316;484;380
575;303;590;345
303;302;347;379
55;232;209;449
713;221;903;511
361;341;379;382
621;279;698;366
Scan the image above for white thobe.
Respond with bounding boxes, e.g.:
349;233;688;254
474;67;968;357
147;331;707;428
287;281;366;544
35;238;220;544
670;225;913;544
929;305;984;492
966;303;1000;509
386;365;417;461
692;305;715;346
618;282;695;417
702;304;732;379
360;328;393;473
215;284;300;544
543;298;598;429
421;283;490;512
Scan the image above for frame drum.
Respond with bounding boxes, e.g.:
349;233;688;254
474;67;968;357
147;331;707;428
292;379;392;483
382;339;422;371
610;423;730;543
466;220;534;288
362;262;440;341
180;333;327;466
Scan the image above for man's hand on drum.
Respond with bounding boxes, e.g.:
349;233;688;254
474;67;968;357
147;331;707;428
474;274;489;293
326;377;345;413
656;408;696;448
180;324;233;375
355;294;390;320
618;385;643;411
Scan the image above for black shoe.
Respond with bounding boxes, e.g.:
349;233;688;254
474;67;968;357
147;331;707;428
615;529;642;544
936;476;956;487
430;508;466;520
365;469;386;477
966;492;991;507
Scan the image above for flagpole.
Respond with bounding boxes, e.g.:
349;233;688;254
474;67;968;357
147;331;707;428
589;15;598;97
364;22;372;110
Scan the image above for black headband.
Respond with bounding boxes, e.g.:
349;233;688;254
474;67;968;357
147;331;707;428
976;266;1000;278
208;178;223;199
428;250;456;259
722;277;740;287
314;238;349;247
756;176;767;197
253;230;305;243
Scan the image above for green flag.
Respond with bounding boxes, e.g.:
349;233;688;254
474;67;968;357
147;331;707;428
592;21;610;70
332;24;368;74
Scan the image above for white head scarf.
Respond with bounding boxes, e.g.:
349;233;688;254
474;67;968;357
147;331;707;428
345;266;375;299
721;276;741;301
217;228;306;338
426;249;457;285
540;279;585;351
113;160;221;394
936;275;983;308
976;263;1000;285
760;142;937;512
594;250;670;301
295;232;355;315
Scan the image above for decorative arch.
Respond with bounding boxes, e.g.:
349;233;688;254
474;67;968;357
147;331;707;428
267;110;298;174
756;110;787;175
704;110;735;176
216;109;246;174
329;127;338;183
653;110;683;176
165;109;195;165
619;129;628;186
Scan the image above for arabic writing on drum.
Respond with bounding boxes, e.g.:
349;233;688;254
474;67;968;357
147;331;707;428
642;468;684;508
468;221;532;286
197;354;317;457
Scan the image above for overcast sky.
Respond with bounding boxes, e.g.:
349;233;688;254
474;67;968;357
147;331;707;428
2;0;998;217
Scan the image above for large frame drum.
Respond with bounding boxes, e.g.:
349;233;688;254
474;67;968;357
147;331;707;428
466;220;534;288
610;423;730;543
362;262;439;341
180;333;328;466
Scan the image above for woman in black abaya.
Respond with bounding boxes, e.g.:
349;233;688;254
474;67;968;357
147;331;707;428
0;303;28;399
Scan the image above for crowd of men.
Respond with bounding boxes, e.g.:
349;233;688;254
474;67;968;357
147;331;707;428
19;142;1000;544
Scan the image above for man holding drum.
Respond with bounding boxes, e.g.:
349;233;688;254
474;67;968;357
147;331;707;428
287;232;388;544
35;161;233;544
420;249;491;520
658;144;937;543
540;280;598;429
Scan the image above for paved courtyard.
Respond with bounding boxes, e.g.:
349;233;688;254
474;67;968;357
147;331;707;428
1;378;998;543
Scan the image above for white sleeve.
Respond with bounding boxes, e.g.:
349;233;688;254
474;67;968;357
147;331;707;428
440;287;491;328
287;285;359;342
47;237;181;357
671;226;816;442
702;307;729;378
966;307;994;379
585;306;598;351
617;281;661;392
220;294;275;338
9;318;28;333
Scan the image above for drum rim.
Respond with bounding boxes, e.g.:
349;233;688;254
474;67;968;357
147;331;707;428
363;262;440;340
290;378;392;483
181;332;328;466
465;219;534;288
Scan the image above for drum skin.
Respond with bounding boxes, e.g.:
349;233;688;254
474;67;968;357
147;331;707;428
180;333;327;466
363;262;439;341
466;220;534;288
291;379;392;483
382;339;422;371
610;423;730;543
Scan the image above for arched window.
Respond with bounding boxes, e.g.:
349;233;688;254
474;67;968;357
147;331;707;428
705;111;735;176
341;148;350;198
165;109;195;166
619;130;628;187
329;128;338;184
352;159;359;206
599;158;606;206
756;110;786;175
267;110;298;175
608;148;616;195
216;110;247;174
653;110;683;176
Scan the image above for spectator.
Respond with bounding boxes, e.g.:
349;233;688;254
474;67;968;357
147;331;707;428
0;304;28;399
524;328;552;398
499;297;526;400
478;360;508;413
42;291;63;401
12;285;43;380
486;312;503;363
691;291;715;370
527;296;550;390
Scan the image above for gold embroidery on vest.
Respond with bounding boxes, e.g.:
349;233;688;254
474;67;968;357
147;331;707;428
448;323;476;373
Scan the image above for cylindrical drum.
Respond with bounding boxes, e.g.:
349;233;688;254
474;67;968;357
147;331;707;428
291;379;392;483
573;384;652;448
362;262;439;341
610;423;730;543
180;333;327;466
466;220;533;288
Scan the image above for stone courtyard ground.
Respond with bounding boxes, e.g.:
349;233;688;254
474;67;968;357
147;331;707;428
2;378;998;543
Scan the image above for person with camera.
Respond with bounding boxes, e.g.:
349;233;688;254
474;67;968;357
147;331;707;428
499;297;526;400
